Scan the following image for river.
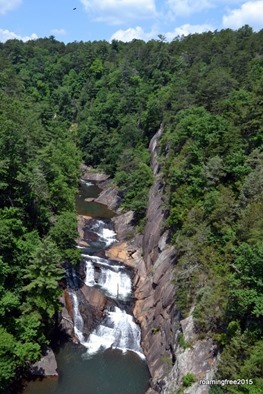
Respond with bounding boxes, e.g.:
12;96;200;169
23;179;150;394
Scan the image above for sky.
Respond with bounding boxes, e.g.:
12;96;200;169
0;0;262;43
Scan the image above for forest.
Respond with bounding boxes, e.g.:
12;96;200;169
0;25;262;392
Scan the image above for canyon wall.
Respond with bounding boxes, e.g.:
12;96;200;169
129;128;217;393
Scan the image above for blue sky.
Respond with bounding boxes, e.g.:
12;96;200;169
0;0;262;43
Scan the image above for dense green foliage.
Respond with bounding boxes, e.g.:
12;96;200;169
0;47;81;391
0;25;262;392
158;27;263;393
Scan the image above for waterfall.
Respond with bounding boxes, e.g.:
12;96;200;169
69;204;145;361
71;292;85;343
82;307;145;359
98;268;132;299
84;260;95;286
80;179;94;187
82;254;123;271
83;255;132;299
90;220;117;247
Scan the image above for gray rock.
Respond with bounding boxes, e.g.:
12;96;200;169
113;211;135;241
30;348;58;377
95;182;121;211
163;339;218;394
80;164;110;181
131;127;218;393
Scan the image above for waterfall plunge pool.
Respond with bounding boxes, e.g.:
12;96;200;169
23;343;150;394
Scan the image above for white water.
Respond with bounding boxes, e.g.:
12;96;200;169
98;268;132;299
83;255;132;299
84;260;95;286
90;220;117;247
71;292;85;343
82;254;122;271
80;179;94;187
71;215;144;361
82;307;145;359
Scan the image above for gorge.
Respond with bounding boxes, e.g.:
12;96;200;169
23;177;150;394
24;128;218;394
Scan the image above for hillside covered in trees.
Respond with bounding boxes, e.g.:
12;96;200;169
0;25;262;392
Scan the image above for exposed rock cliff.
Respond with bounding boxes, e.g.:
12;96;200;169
131;128;179;392
134;127;218;393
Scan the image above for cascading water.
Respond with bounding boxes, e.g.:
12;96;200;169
82;307;144;359
84;260;95;286
82;254;132;299
98;268;132;299
70;291;85;343
74;217;143;358
90;220;117;247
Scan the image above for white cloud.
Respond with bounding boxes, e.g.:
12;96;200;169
0;29;38;42
0;0;22;15
110;23;213;42
51;28;66;36
166;0;213;17
165;23;214;39
110;26;156;41
223;1;263;30
80;0;157;24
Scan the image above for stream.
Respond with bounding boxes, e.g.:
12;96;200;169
23;179;150;394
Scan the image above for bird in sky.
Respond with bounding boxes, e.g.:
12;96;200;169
73;7;77;10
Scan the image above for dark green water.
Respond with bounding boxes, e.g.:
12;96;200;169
24;343;149;394
76;181;115;218
23;179;150;394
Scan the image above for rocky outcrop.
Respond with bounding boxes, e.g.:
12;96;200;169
59;290;74;338
106;242;135;267
112;210;135;241
163;315;218;394
30;348;58;377
80;164;110;181
129;126;217;393
80;285;107;318
60;286;107;343
95;179;121;211
76;288;106;339
76;215;91;247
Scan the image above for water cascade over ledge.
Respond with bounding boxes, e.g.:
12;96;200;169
70;213;144;358
23;177;149;394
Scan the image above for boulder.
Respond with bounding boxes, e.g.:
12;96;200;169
105;242;135;267
112;210;135;241
80;285;107;315
80;164;110;181
30;348;58;377
95;182;121;211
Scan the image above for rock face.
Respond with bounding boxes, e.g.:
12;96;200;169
163;315;218;394
131;127;179;392
80;285;107;319
30;348;58;377
80;164;110;181
76;215;91;247
95;179;121;211
59;286;107;343
59;290;74;338
130;127;218;393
